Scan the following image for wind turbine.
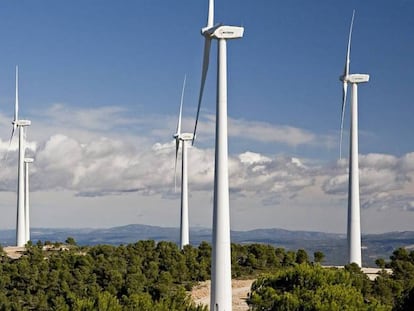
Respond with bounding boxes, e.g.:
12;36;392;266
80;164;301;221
192;0;244;309
24;157;34;243
173;75;194;250
9;66;31;247
339;10;369;267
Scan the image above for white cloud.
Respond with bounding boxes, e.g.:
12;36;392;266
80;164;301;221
400;152;414;171
188;113;336;148
359;153;398;168
1;105;411;213
323;153;414;211
1;104;413;233
361;193;414;212
38;104;136;132
238;151;271;164
229;118;317;146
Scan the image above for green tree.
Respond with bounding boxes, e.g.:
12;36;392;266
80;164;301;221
313;251;325;264
283;250;296;266
248;264;390;310
372;271;403;307
396;286;414;311
295;249;309;264
95;291;122;311
375;258;386;268
65;237;77;246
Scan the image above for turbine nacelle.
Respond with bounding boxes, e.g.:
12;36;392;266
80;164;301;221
208;25;244;40
340;73;370;84
12;120;31;127
24;158;34;163
347;73;370;83
177;133;194;141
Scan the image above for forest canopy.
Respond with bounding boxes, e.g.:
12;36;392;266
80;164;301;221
0;240;413;310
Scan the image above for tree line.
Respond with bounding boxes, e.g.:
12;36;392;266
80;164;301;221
0;239;412;310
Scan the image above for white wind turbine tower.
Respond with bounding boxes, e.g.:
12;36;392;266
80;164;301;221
8;66;31;247
192;0;244;309
24;157;34;243
173;76;194;250
339;10;369;267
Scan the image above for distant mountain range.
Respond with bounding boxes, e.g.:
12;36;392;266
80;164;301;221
1;224;414;266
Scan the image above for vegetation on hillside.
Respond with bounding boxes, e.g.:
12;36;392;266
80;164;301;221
247;247;414;311
0;239;413;310
0;240;208;310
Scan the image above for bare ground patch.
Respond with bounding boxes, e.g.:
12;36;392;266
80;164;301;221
191;279;254;311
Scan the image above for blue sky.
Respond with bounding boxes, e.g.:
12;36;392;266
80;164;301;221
0;0;412;156
0;0;413;235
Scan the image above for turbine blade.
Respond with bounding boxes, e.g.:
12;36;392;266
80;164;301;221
340;81;348;160
15;66;19;122
339;10;354;160
193;38;211;145
176;75;186;135
3;128;16;163
9;127;15;147
174;138;180;192
207;0;214;28
4;66;19;164
344;10;355;77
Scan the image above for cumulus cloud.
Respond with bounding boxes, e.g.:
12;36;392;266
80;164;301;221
0;130;317;203
323;153;414;211
227;152;315;201
361;193;414;212
0;104;413;216
238;151;271;164
34;135;171;196
400;152;414;171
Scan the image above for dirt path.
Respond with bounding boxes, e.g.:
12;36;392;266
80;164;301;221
191;279;254;311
